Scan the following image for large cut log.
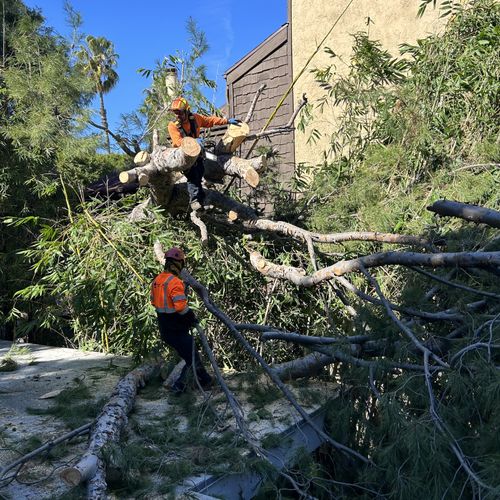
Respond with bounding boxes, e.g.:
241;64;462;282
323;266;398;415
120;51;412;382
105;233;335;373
204;153;266;188
119;137;201;186
215;122;250;154
118;137;266;208
60;363;159;498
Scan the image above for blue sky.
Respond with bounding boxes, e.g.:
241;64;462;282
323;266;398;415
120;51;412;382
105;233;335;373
24;0;287;131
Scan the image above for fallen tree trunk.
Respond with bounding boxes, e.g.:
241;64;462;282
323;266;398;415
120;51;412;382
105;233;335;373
250;250;500;286
428;200;500;229
119;138;266;209
60;363;159;498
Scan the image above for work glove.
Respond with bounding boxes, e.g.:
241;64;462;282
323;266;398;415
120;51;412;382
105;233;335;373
227;118;242;126
196;137;205;148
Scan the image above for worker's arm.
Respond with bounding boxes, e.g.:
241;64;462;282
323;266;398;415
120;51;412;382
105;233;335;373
167;121;184;147
195;114;228;129
171;279;198;324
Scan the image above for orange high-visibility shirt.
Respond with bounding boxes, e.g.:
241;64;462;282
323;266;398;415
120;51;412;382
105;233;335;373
150;272;189;314
167;113;228;147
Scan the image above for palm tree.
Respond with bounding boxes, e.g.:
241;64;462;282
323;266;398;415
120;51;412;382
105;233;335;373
77;35;118;152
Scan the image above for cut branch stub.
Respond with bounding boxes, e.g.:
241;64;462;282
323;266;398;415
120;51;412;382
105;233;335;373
215;122;250;154
119;137;201;186
203;153;266;189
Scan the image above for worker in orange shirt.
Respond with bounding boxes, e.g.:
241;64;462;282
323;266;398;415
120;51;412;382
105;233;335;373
151;246;212;394
167;97;240;211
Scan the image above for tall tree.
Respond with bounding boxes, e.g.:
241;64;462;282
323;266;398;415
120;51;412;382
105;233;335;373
136;17;217;147
77;35;118;152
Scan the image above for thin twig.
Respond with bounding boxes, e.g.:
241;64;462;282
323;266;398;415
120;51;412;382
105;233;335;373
410;266;500;300
359;264;449;368
0;423;92;481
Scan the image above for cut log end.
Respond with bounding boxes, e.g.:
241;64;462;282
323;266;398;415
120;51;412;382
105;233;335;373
181;137;201;158
60;467;84;487
227;122;250;138
138;173;149;186
119;171;131;184
244;168;260;188
134;151;150;166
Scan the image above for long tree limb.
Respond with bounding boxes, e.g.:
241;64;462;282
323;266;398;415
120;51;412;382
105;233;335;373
263;331;442;373
59;363;159;496
244;222;433;247
181;270;371;464
428;200;500;229
250;250;500;286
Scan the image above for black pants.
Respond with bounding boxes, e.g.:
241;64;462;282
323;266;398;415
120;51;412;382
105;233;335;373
185;157;205;204
157;313;211;389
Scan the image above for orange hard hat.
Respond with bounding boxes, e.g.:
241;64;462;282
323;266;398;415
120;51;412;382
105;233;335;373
170;97;190;112
164;247;185;262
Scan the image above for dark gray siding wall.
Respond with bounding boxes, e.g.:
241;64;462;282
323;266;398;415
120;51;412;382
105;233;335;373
226;27;295;193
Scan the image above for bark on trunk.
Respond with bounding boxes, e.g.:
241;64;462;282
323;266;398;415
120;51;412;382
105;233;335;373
271;352;335;380
60;363;159;497
250;250;500;286
428;200;500;229
99;91;110;154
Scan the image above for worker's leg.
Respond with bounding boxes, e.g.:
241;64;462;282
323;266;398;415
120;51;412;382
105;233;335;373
158;319;211;390
169;331;211;389
185;157;205;206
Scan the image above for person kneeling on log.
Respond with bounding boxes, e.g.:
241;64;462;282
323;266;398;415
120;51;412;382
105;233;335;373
167;96;240;211
151;246;212;394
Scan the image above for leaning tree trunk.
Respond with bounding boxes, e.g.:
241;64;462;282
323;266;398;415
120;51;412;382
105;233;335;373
98;91;110;154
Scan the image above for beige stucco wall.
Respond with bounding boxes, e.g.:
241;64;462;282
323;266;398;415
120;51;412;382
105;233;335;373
291;0;444;168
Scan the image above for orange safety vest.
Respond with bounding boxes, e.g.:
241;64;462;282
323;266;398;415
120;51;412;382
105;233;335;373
150;272;188;314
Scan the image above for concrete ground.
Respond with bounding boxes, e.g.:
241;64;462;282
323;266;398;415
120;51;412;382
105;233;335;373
0;340;338;499
0;340;132;499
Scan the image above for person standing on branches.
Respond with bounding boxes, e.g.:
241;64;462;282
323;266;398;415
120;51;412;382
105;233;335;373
150;246;212;393
167;97;240;211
